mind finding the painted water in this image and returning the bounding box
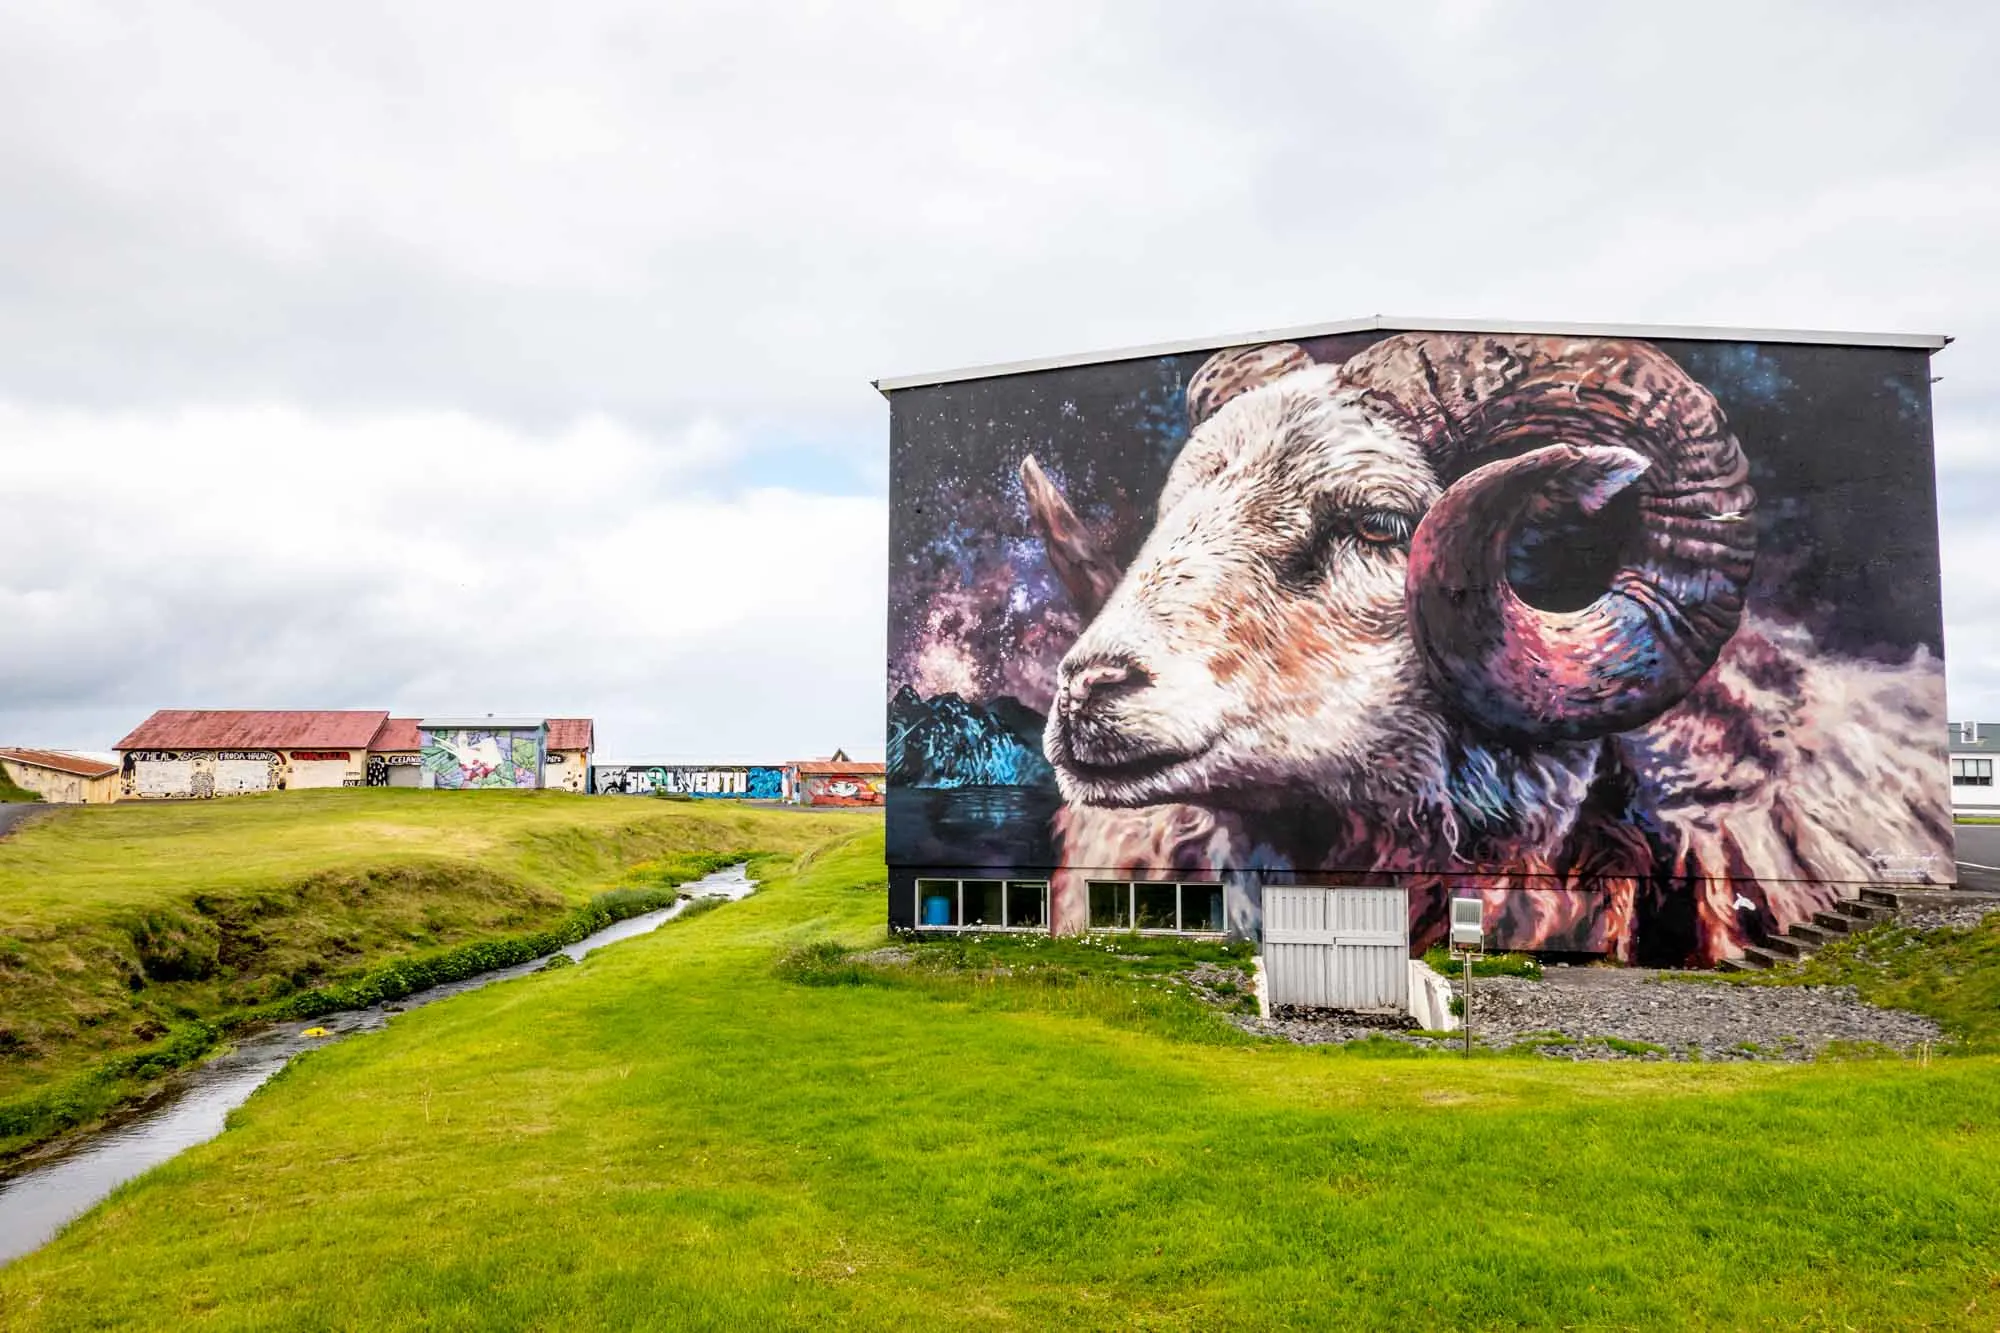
[0,862,757,1267]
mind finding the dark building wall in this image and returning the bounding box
[884,328,1951,965]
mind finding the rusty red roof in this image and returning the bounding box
[793,760,886,775]
[115,710,390,751]
[545,718,594,752]
[368,717,423,752]
[0,748,120,779]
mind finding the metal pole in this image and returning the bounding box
[1463,951,1473,1056]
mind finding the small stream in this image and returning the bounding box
[0,863,757,1267]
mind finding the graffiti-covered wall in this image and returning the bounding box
[591,764,785,798]
[421,727,544,790]
[801,772,886,807]
[884,327,1953,965]
[543,751,590,794]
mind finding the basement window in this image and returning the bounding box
[1953,758,1993,787]
[915,878,1049,932]
[1087,880,1130,930]
[1086,881,1228,936]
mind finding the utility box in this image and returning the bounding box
[1262,886,1410,1011]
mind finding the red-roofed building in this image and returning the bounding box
[364,718,424,787]
[785,750,886,807]
[109,710,598,798]
[542,719,595,793]
[114,710,389,797]
[0,748,122,804]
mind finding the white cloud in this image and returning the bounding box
[0,401,885,756]
[1,0,1998,742]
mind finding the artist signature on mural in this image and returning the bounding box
[1866,849,1941,882]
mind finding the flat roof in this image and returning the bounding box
[874,315,1951,394]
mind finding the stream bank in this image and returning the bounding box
[0,863,757,1267]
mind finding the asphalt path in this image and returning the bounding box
[0,803,45,841]
[1952,823,2000,892]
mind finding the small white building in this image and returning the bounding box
[1948,721,2000,817]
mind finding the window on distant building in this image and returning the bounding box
[1952,758,1994,787]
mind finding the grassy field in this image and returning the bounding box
[2,829,1996,1329]
[0,791,874,1153]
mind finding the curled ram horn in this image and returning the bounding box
[1342,334,1758,743]
[1020,455,1122,620]
[1185,342,1313,429]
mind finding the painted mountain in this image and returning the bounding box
[888,686,1052,788]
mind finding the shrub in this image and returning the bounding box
[773,940,869,987]
[128,910,222,983]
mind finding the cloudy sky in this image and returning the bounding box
[2,1,1995,760]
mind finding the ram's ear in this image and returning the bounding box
[1186,343,1312,429]
[1021,455,1121,620]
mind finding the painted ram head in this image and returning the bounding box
[1024,334,1758,815]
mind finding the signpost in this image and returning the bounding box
[1449,897,1484,1056]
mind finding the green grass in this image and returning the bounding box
[1422,945,1545,980]
[3,830,1998,1329]
[1717,910,2000,1052]
[0,769,39,803]
[0,789,874,1154]
[784,929,1263,1040]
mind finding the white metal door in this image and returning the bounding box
[1263,886,1409,1011]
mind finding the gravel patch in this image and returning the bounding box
[849,946,915,967]
[1245,965,1941,1061]
[1900,903,2000,932]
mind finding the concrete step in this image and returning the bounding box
[1716,955,1757,973]
[1764,934,1813,959]
[1835,899,1891,923]
[1812,910,1854,934]
[1736,946,1789,970]
[1860,887,1905,909]
[1786,921,1834,948]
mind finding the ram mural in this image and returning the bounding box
[421,727,543,790]
[885,329,1953,965]
[591,765,785,799]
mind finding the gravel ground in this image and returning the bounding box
[1895,892,2000,932]
[1249,965,1942,1061]
[1903,903,2000,931]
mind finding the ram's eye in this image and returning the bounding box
[1354,511,1413,546]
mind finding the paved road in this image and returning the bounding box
[1953,823,2000,891]
[0,803,45,840]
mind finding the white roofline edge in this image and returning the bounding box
[873,314,1951,394]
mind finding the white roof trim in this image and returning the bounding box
[418,717,548,729]
[874,314,1951,393]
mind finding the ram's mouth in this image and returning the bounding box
[1056,745,1210,805]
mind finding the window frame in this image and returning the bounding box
[913,877,1050,933]
[1953,757,1994,787]
[1086,880,1230,937]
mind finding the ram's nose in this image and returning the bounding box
[1059,655,1149,717]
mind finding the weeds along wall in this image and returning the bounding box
[882,326,1953,966]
